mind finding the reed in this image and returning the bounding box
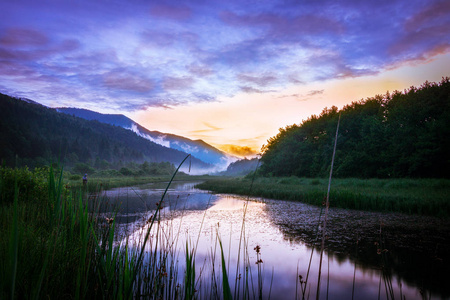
[2,155,435,299]
[219,237,232,300]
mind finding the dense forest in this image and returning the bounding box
[0,93,211,172]
[219,157,259,176]
[57,107,230,165]
[260,78,450,178]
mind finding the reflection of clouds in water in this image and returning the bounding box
[118,190,421,299]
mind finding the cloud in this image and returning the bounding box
[218,144,258,158]
[307,89,324,96]
[103,70,154,93]
[141,31,176,47]
[162,76,195,91]
[128,123,171,148]
[174,141,199,154]
[141,30,198,47]
[238,73,277,87]
[404,1,450,30]
[203,122,222,131]
[150,4,192,20]
[240,86,264,94]
[0,28,49,47]
[189,122,223,134]
[187,64,213,77]
[276,89,324,101]
[0,0,449,113]
[277,93,301,99]
[220,10,344,41]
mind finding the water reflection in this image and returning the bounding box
[263,199,450,298]
[103,181,447,299]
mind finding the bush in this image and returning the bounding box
[0,166,48,204]
[119,167,134,176]
[69,174,82,180]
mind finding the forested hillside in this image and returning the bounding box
[57,107,232,166]
[0,93,211,171]
[260,78,450,178]
[219,158,259,176]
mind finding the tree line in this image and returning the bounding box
[260,78,450,178]
[0,93,210,172]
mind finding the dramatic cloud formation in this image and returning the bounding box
[1,0,448,111]
[1,0,449,151]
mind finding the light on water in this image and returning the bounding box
[101,181,441,299]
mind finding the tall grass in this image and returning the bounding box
[2,157,436,299]
[1,156,271,299]
[196,177,450,217]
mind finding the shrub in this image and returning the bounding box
[69,174,82,180]
[0,166,48,204]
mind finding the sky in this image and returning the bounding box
[1,0,449,157]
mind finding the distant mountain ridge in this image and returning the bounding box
[0,93,213,173]
[56,108,132,128]
[57,107,235,168]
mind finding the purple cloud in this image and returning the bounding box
[240,86,264,94]
[162,76,195,91]
[150,4,192,20]
[277,89,324,101]
[0,28,49,47]
[307,90,324,96]
[238,73,277,87]
[389,1,450,61]
[220,11,344,38]
[102,71,154,93]
[0,0,448,112]
[187,64,213,77]
[141,30,199,48]
[404,1,450,30]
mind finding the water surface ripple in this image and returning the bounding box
[101,181,449,299]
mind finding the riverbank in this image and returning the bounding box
[262,198,450,297]
[0,166,213,299]
[195,176,450,217]
[67,173,213,193]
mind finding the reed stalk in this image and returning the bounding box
[219,237,232,300]
[317,113,340,300]
[8,177,18,300]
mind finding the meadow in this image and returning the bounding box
[195,175,450,217]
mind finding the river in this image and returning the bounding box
[96,181,450,300]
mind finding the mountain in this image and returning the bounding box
[0,93,212,173]
[218,158,260,176]
[57,107,235,168]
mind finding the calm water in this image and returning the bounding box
[98,181,449,300]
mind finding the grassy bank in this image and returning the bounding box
[2,164,447,298]
[0,164,258,299]
[196,176,450,217]
[66,173,212,193]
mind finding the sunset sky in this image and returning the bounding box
[1,0,449,157]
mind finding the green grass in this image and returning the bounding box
[195,176,450,217]
[65,173,213,194]
[0,161,266,299]
[3,162,444,298]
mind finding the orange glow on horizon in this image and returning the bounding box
[130,53,450,155]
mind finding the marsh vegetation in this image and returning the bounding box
[1,164,449,299]
[196,176,450,217]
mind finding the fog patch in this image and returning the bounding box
[127,123,171,148]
